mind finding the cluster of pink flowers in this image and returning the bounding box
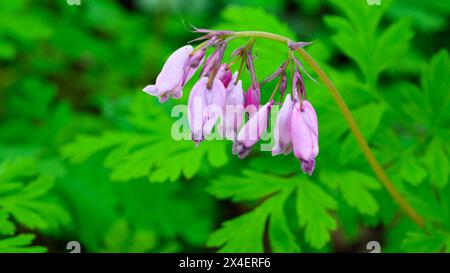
[143,30,318,175]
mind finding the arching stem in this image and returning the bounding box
[223,31,425,228]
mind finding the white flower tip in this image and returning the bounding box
[272,146,282,156]
[143,85,158,95]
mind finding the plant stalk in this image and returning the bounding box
[226,31,425,228]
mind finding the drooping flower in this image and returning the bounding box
[188,77,226,144]
[272,94,294,155]
[143,45,203,102]
[291,100,319,175]
[244,85,261,119]
[219,72,245,140]
[244,86,261,108]
[216,64,233,88]
[233,100,273,158]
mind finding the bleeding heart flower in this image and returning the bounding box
[272,94,294,155]
[216,64,233,88]
[291,100,319,175]
[188,77,226,144]
[233,100,273,158]
[143,45,203,102]
[219,72,245,140]
[244,85,261,119]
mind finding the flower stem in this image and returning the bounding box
[227,31,425,227]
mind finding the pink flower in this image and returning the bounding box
[219,72,245,140]
[233,100,273,158]
[244,86,261,109]
[216,64,233,88]
[244,85,261,119]
[272,94,294,155]
[291,100,319,175]
[143,45,204,102]
[188,77,226,143]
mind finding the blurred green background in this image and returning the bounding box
[0,0,449,253]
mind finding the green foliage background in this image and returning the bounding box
[0,0,449,252]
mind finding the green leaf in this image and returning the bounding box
[0,157,36,183]
[422,49,450,122]
[268,193,301,252]
[101,219,157,253]
[0,211,15,236]
[60,132,132,164]
[0,234,46,253]
[0,158,69,253]
[208,169,302,252]
[373,19,414,75]
[208,169,292,202]
[56,159,120,252]
[339,102,386,163]
[424,138,449,189]
[405,183,449,226]
[395,155,427,186]
[0,159,70,232]
[207,203,270,253]
[61,94,228,183]
[388,0,450,32]
[321,171,380,216]
[325,0,412,85]
[208,193,302,253]
[403,230,450,252]
[120,180,216,246]
[296,180,337,249]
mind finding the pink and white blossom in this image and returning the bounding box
[188,77,226,143]
[233,100,273,158]
[144,45,203,102]
[291,100,319,175]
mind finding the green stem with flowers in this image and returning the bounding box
[199,30,425,228]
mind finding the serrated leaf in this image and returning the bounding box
[0,158,36,183]
[207,201,271,253]
[0,211,15,236]
[321,171,380,216]
[0,234,46,253]
[268,193,301,253]
[62,95,228,183]
[325,0,412,85]
[61,132,137,164]
[396,155,427,186]
[296,180,337,249]
[208,169,301,252]
[402,231,450,253]
[422,49,450,122]
[208,169,293,202]
[388,0,450,32]
[101,219,157,253]
[424,138,449,189]
[0,158,70,233]
[120,180,216,246]
[340,102,386,163]
[373,19,414,74]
